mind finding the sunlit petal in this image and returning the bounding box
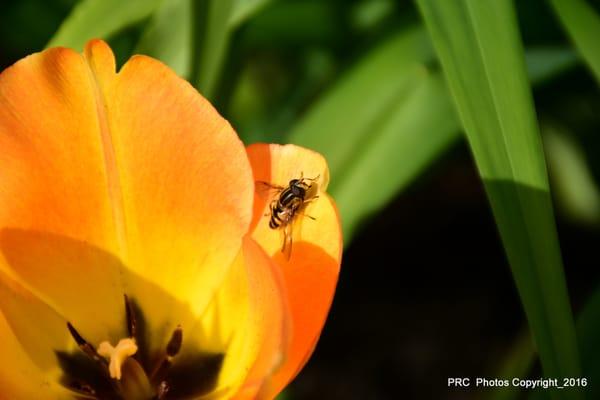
[0,40,254,347]
[0,46,126,341]
[247,143,342,397]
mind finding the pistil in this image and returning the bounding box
[97,338,138,380]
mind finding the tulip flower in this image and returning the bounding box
[0,40,342,399]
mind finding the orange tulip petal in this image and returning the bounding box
[247,143,342,397]
[0,46,127,341]
[0,41,254,345]
[84,40,254,334]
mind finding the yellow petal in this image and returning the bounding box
[0,310,71,399]
[0,269,75,398]
[181,237,289,399]
[0,230,127,345]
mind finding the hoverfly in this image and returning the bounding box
[257,174,319,259]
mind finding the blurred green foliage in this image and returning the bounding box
[550,0,600,84]
[1,0,600,398]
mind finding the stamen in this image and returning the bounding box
[97,338,138,380]
[66,322,107,366]
[150,326,183,383]
[124,294,137,338]
[166,325,183,357]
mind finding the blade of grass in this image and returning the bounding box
[288,26,434,181]
[525,47,578,84]
[416,1,581,397]
[47,0,162,50]
[135,0,193,79]
[229,0,273,29]
[543,122,600,225]
[193,0,234,99]
[332,70,458,240]
[549,0,600,84]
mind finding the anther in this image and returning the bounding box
[150,326,183,383]
[124,294,137,338]
[66,322,87,347]
[166,325,183,357]
[66,322,107,366]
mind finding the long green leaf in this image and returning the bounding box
[135,0,193,79]
[543,122,600,225]
[549,0,600,84]
[416,1,581,397]
[47,0,163,50]
[525,47,577,84]
[194,0,234,99]
[332,71,458,239]
[288,26,434,182]
[229,0,273,29]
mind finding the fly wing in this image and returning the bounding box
[281,221,294,260]
[256,181,285,205]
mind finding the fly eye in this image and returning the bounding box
[289,179,299,186]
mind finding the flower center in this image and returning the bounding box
[60,295,222,400]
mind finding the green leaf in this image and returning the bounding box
[135,0,193,79]
[549,0,600,84]
[543,122,600,225]
[524,47,578,84]
[288,26,434,182]
[194,0,235,99]
[416,1,581,397]
[229,0,273,29]
[332,71,459,240]
[47,0,162,50]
